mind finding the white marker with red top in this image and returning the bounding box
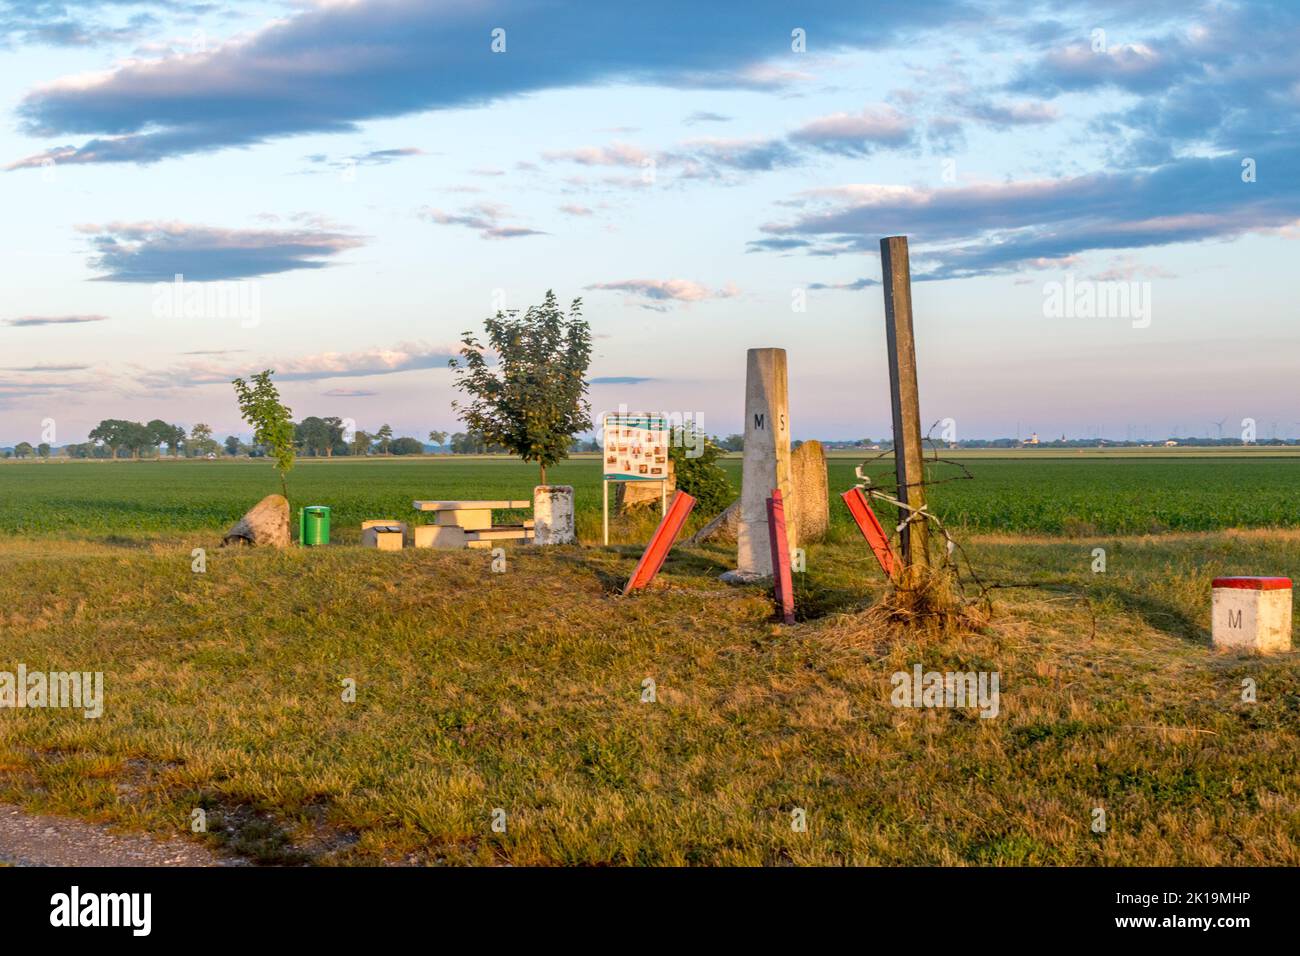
[1211,577,1292,653]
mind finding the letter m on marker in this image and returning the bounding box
[753,413,765,429]
[1228,609,1242,628]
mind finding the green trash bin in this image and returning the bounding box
[299,505,331,546]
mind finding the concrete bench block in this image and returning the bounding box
[1212,577,1292,653]
[413,525,469,549]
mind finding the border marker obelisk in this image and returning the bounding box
[722,347,794,583]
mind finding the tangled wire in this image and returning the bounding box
[853,422,1095,637]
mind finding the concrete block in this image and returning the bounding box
[1212,577,1292,653]
[413,524,469,549]
[434,509,493,530]
[533,485,575,545]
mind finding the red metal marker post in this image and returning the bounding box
[623,491,697,594]
[841,487,896,579]
[766,489,795,624]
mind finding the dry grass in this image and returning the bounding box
[0,529,1296,865]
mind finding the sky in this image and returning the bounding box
[1,0,1298,445]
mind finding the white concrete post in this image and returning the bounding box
[533,485,576,545]
[1212,577,1292,653]
[722,348,794,582]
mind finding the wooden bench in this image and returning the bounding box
[412,500,534,549]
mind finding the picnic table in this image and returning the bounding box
[412,499,534,549]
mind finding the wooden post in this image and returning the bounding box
[880,236,928,576]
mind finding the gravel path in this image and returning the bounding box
[0,804,241,867]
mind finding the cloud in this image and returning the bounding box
[138,341,462,389]
[590,376,658,384]
[585,279,739,307]
[1,363,91,372]
[958,97,1058,128]
[683,111,732,124]
[4,314,110,327]
[322,387,378,397]
[753,147,1300,279]
[7,1,952,166]
[788,104,915,156]
[541,143,651,167]
[76,221,364,281]
[807,278,878,291]
[558,204,595,216]
[418,203,545,240]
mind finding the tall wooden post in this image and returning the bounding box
[880,236,928,576]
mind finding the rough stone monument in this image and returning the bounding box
[617,458,675,513]
[721,348,794,583]
[789,440,829,543]
[222,494,290,548]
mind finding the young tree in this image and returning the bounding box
[375,424,394,455]
[427,429,449,448]
[232,370,295,499]
[451,290,592,484]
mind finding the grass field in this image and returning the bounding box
[0,454,1296,865]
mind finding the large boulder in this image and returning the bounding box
[616,458,676,513]
[789,440,829,543]
[222,494,290,548]
[687,498,740,545]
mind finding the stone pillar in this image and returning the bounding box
[533,485,576,545]
[790,439,829,543]
[722,348,794,582]
[1212,576,1292,653]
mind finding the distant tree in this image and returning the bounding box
[717,433,744,453]
[389,436,425,455]
[451,289,592,483]
[13,441,34,459]
[38,442,50,459]
[232,370,295,499]
[223,435,243,456]
[296,416,344,457]
[188,423,218,457]
[146,419,185,458]
[375,424,394,455]
[427,429,449,448]
[351,430,372,456]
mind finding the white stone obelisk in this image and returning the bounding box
[722,348,795,583]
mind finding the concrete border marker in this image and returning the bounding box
[624,491,697,594]
[841,487,896,579]
[766,488,795,624]
[1211,576,1292,653]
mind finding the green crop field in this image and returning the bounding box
[1,453,1296,540]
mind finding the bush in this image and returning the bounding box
[668,430,733,516]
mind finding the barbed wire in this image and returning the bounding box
[853,421,1096,633]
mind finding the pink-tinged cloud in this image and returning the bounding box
[585,278,739,305]
[4,314,110,327]
[788,104,915,155]
[418,203,546,240]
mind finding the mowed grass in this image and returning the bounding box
[1,453,1299,540]
[0,455,1296,865]
[0,527,1296,865]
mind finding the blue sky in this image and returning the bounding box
[1,0,1298,444]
